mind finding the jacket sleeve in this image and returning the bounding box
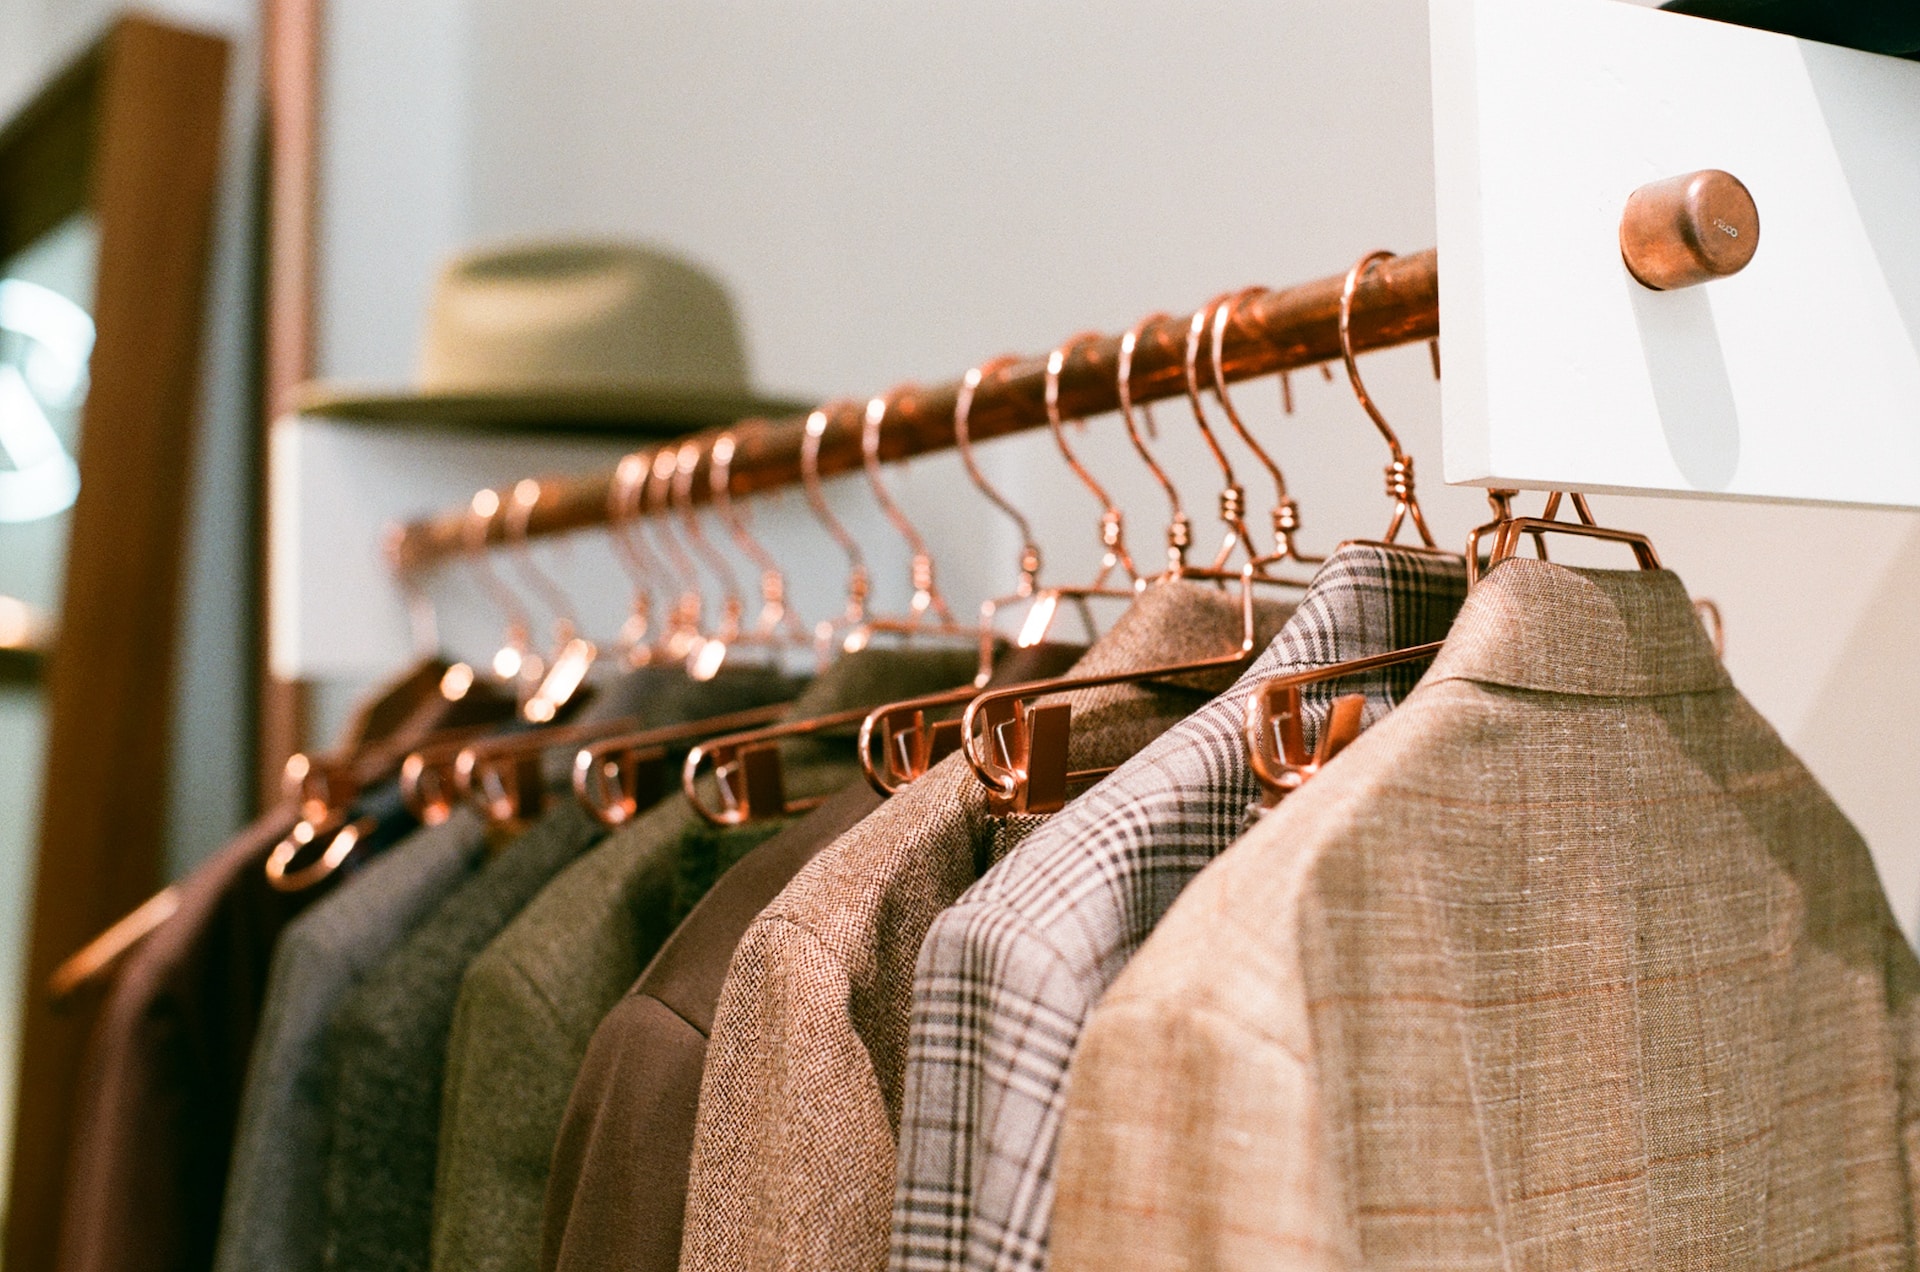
[1050,993,1352,1272]
[681,914,896,1272]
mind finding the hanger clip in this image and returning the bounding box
[983,698,1072,816]
[1248,687,1368,811]
[709,742,788,824]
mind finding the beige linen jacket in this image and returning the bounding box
[1053,559,1920,1272]
[679,581,1290,1272]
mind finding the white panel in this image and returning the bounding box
[1432,0,1920,507]
[270,417,639,677]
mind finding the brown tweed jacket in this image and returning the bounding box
[1052,559,1920,1271]
[679,581,1291,1272]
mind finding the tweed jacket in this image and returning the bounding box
[679,581,1291,1272]
[429,648,983,1272]
[891,545,1467,1272]
[1052,559,1920,1272]
[539,641,1087,1272]
[216,808,489,1272]
[322,668,798,1272]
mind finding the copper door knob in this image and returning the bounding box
[1619,169,1760,290]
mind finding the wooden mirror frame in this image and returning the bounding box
[0,17,230,1268]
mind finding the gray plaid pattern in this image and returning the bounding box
[888,544,1468,1272]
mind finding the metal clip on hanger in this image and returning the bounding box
[1244,643,1442,808]
[961,562,1263,814]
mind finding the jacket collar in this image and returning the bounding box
[1425,558,1729,698]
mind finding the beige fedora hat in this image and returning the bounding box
[293,239,810,431]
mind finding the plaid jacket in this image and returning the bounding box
[889,545,1467,1272]
[679,581,1291,1272]
[1052,559,1920,1271]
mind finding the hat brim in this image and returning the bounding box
[290,382,817,433]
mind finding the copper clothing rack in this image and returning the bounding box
[389,248,1439,574]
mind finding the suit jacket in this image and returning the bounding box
[321,668,798,1272]
[1052,559,1920,1271]
[215,809,490,1272]
[56,805,315,1272]
[891,545,1466,1272]
[539,643,1087,1272]
[429,648,984,1272]
[679,581,1291,1272]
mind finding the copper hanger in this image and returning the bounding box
[1480,489,1662,580]
[1237,266,1488,808]
[1338,250,1441,551]
[839,387,981,649]
[1208,288,1325,580]
[646,446,709,664]
[507,478,597,722]
[709,426,810,660]
[466,487,543,692]
[960,355,1046,675]
[1043,332,1139,588]
[855,352,1106,797]
[672,438,749,680]
[606,451,660,667]
[676,389,997,825]
[803,401,875,657]
[1117,312,1196,580]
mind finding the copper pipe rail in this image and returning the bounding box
[388,247,1439,574]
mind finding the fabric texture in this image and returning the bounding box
[540,643,1086,1272]
[55,806,318,1272]
[215,809,490,1272]
[891,544,1467,1272]
[322,667,797,1272]
[1052,558,1920,1272]
[429,647,983,1272]
[679,581,1291,1272]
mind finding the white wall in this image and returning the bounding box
[306,0,1920,933]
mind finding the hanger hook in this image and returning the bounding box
[505,478,581,644]
[674,439,746,641]
[472,489,541,687]
[864,388,955,624]
[646,447,707,652]
[386,527,441,657]
[955,355,1041,596]
[1209,288,1323,570]
[802,402,871,630]
[1181,302,1256,570]
[606,452,659,662]
[712,425,806,642]
[1117,313,1191,579]
[1046,332,1136,584]
[1340,250,1436,547]
[1200,290,1292,508]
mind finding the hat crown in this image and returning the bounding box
[417,240,749,395]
